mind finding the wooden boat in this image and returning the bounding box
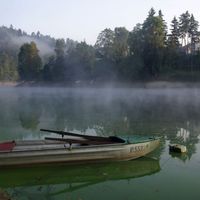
[0,129,160,167]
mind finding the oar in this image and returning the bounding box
[45,137,113,145]
[40,129,109,141]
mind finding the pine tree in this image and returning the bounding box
[168,17,180,49]
[158,10,168,45]
[179,11,191,47]
[142,8,167,77]
[189,14,199,53]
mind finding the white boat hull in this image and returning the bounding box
[0,138,160,166]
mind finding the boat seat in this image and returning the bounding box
[0,141,16,152]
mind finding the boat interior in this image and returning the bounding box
[0,133,125,152]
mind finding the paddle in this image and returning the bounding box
[40,128,109,141]
[45,137,113,145]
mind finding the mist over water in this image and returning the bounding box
[0,86,200,141]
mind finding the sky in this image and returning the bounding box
[1,0,200,44]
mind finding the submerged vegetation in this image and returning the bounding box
[1,8,200,83]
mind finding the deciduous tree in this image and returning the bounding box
[18,42,42,80]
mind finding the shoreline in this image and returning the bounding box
[1,81,200,88]
[0,82,18,87]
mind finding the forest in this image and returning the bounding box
[1,8,200,84]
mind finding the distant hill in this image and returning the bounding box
[0,25,56,59]
[0,25,78,81]
[0,25,59,81]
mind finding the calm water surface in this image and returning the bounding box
[0,87,200,200]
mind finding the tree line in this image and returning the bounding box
[1,8,200,83]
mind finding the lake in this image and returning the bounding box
[0,87,200,200]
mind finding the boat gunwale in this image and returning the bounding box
[0,137,160,154]
[0,138,160,167]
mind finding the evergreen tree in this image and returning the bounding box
[52,39,66,81]
[148,7,156,17]
[55,39,65,58]
[189,14,199,53]
[179,11,191,47]
[142,8,167,77]
[128,23,143,56]
[43,55,55,81]
[168,17,180,49]
[165,17,181,70]
[158,10,168,45]
[66,41,96,81]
